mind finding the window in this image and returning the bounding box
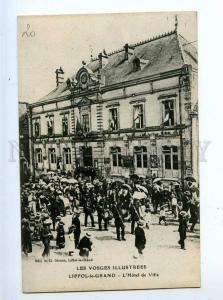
[36,148,42,163]
[64,148,71,164]
[133,104,144,129]
[109,108,118,131]
[134,146,148,168]
[132,57,141,72]
[163,146,179,170]
[47,116,54,136]
[49,148,56,164]
[172,146,179,170]
[163,100,175,126]
[34,120,40,137]
[111,147,122,167]
[62,115,69,136]
[82,114,90,132]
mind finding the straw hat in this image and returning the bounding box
[86,232,92,238]
[43,219,52,225]
[137,220,145,227]
[179,211,188,217]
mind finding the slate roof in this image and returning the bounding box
[35,30,197,104]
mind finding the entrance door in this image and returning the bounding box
[162,146,179,178]
[82,146,93,167]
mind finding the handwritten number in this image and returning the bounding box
[22,24,35,38]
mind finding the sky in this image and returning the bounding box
[18,11,197,103]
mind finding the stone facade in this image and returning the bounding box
[27,30,198,182]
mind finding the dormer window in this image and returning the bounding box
[132,57,141,72]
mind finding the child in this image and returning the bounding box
[143,207,151,229]
[171,193,178,219]
[159,205,167,226]
[178,211,188,250]
[78,232,93,257]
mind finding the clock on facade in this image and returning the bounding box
[80,72,88,85]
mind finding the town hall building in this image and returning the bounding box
[26,25,198,183]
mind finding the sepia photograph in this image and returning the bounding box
[18,11,199,292]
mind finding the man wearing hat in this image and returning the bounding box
[111,200,126,241]
[83,190,96,228]
[178,211,188,250]
[96,195,109,231]
[71,211,81,249]
[134,220,146,257]
[78,232,93,257]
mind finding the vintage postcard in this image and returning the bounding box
[18,12,199,292]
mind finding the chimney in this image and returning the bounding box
[124,43,135,60]
[66,78,71,88]
[98,50,108,69]
[55,67,64,87]
[124,43,128,60]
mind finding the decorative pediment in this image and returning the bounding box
[74,65,99,91]
[77,96,91,107]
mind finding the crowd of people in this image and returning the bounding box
[21,172,200,258]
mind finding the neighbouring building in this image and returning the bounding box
[27,27,198,183]
[19,102,30,183]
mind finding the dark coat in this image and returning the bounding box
[130,203,140,221]
[50,201,60,219]
[83,194,96,214]
[135,226,146,250]
[178,217,187,239]
[78,236,92,251]
[56,224,65,246]
[72,216,81,234]
[21,224,32,253]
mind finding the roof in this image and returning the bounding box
[34,30,197,104]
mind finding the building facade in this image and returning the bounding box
[19,102,30,183]
[27,29,198,183]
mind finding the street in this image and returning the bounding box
[22,210,200,291]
